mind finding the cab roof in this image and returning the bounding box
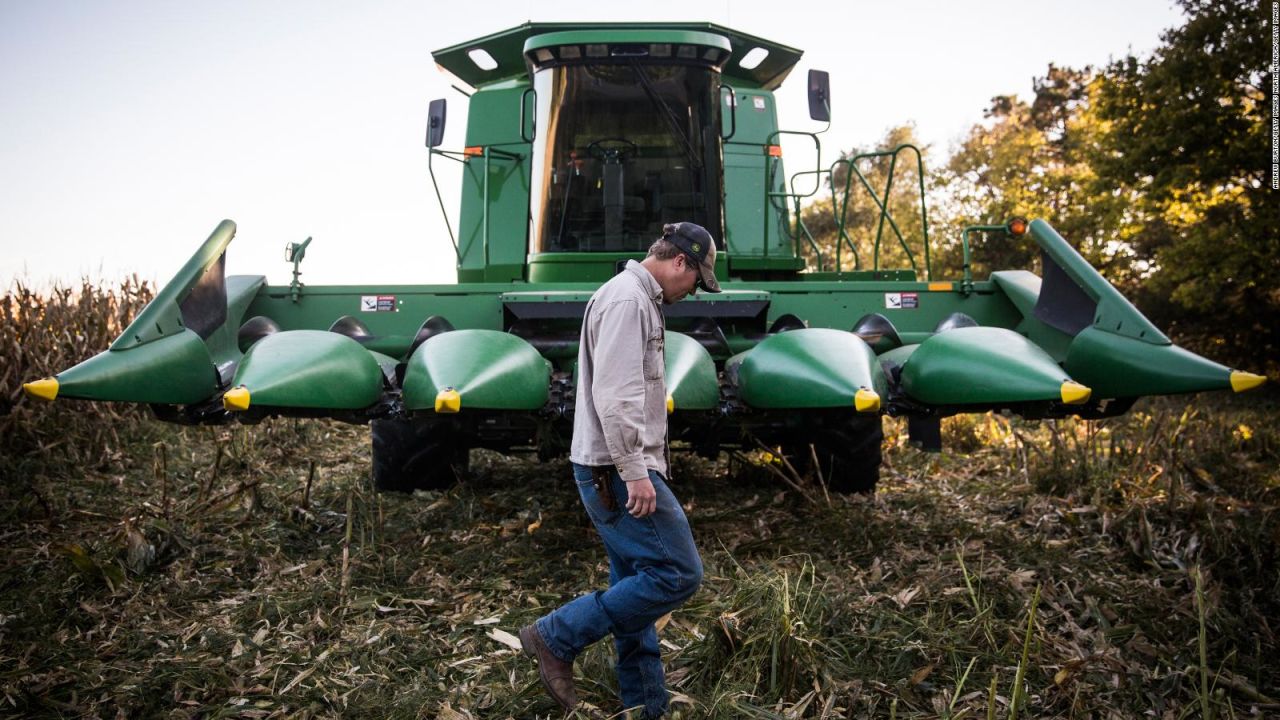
[432,22,803,90]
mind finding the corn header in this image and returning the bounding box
[24,22,1266,493]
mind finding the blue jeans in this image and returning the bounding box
[535,464,703,718]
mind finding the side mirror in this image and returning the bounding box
[426,98,447,148]
[807,69,830,122]
[285,236,311,263]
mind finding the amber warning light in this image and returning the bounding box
[1007,217,1029,237]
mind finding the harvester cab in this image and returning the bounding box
[23,22,1267,495]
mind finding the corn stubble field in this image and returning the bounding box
[1,282,1277,719]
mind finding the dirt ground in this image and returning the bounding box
[2,395,1277,719]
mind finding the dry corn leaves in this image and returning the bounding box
[1,283,1278,717]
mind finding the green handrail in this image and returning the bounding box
[763,139,931,278]
[834,144,931,279]
[958,220,1035,294]
[829,179,861,272]
[764,130,823,261]
[429,145,523,269]
[788,168,829,269]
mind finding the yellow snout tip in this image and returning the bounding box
[23,377,59,402]
[1060,381,1092,405]
[222,386,251,412]
[665,394,674,414]
[435,388,461,413]
[1230,371,1266,393]
[854,388,881,413]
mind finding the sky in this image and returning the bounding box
[0,0,1185,289]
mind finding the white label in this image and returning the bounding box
[884,292,919,309]
[753,96,766,110]
[360,295,378,312]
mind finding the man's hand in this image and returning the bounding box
[625,476,657,517]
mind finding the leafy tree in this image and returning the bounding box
[931,65,1142,284]
[798,0,1274,373]
[1092,0,1276,370]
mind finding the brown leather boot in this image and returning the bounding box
[518,624,578,711]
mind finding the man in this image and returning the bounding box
[519,222,721,718]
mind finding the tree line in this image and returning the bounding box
[801,0,1275,374]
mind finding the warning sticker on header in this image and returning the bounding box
[884,292,919,309]
[360,295,397,312]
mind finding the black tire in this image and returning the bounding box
[371,418,470,492]
[784,415,883,494]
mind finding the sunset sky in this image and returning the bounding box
[0,0,1184,287]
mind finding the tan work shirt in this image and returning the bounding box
[570,260,668,481]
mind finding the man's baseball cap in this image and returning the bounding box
[663,222,721,293]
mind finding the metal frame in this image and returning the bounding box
[764,137,932,279]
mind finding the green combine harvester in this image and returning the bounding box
[23,22,1266,493]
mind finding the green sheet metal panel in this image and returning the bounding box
[763,283,1022,341]
[664,331,719,410]
[205,274,266,369]
[876,343,919,372]
[243,285,509,359]
[1064,326,1233,398]
[523,29,732,53]
[736,328,886,408]
[527,253,649,284]
[112,220,236,350]
[900,326,1076,405]
[230,330,383,409]
[57,329,217,404]
[724,142,791,261]
[528,251,734,284]
[433,22,801,90]
[721,82,787,262]
[402,329,549,411]
[989,270,1074,362]
[457,80,532,283]
[1028,220,1168,344]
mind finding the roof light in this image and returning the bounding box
[467,48,497,71]
[702,48,720,62]
[559,45,581,60]
[534,48,553,63]
[739,47,769,70]
[650,43,672,57]
[676,45,697,59]
[1007,216,1029,237]
[586,44,607,57]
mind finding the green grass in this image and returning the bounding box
[1,390,1277,718]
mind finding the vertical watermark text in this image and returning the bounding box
[1272,2,1279,188]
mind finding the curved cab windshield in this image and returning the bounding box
[530,62,723,254]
